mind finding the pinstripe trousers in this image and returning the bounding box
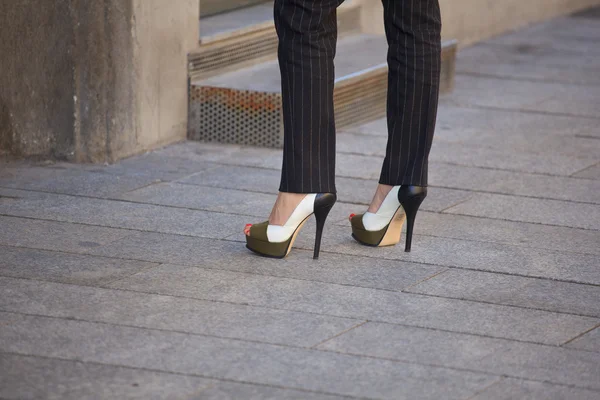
[275,0,442,194]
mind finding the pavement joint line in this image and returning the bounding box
[464,378,506,400]
[399,269,452,292]
[439,210,600,232]
[570,161,600,177]
[310,321,369,349]
[0,350,372,400]
[455,71,600,87]
[1,274,597,347]
[560,321,600,347]
[100,262,167,287]
[399,290,600,320]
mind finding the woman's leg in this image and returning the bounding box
[379,0,442,189]
[275,0,342,195]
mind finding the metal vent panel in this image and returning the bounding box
[188,85,283,147]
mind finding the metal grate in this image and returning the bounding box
[188,85,283,147]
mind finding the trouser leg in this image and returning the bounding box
[379,0,442,187]
[275,0,344,194]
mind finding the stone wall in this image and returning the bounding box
[0,0,198,163]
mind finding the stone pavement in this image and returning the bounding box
[1,10,600,400]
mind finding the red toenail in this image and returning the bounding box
[349,213,356,221]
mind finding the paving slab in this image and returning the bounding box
[406,269,600,317]
[308,225,600,285]
[107,264,599,345]
[317,322,600,390]
[337,132,600,176]
[0,313,499,400]
[0,277,361,348]
[88,232,445,291]
[375,211,600,256]
[346,106,600,140]
[565,327,600,353]
[0,216,133,253]
[456,40,600,85]
[482,172,600,204]
[0,246,158,286]
[0,353,213,400]
[0,163,160,198]
[446,75,600,119]
[469,378,600,400]
[0,190,241,239]
[445,192,600,230]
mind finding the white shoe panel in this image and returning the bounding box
[362,186,401,231]
[267,194,316,243]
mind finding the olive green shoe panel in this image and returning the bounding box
[350,214,388,246]
[246,235,290,258]
[350,213,366,231]
[249,221,269,241]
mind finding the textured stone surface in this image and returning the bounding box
[0,190,241,239]
[469,378,600,400]
[574,164,600,179]
[0,353,213,400]
[0,246,158,286]
[108,264,599,345]
[565,327,600,353]
[0,313,498,400]
[0,216,132,253]
[301,224,600,285]
[318,322,600,390]
[406,269,600,317]
[89,232,445,291]
[396,211,600,255]
[445,192,600,230]
[446,74,600,119]
[0,277,361,348]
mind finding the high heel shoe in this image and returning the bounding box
[245,193,337,259]
[350,185,426,252]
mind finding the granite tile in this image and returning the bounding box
[565,327,600,353]
[407,269,600,317]
[318,322,600,390]
[0,313,498,400]
[89,232,446,291]
[445,193,600,230]
[107,264,599,345]
[0,353,213,400]
[0,246,158,286]
[0,277,361,348]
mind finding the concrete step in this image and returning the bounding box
[189,1,363,81]
[188,33,458,148]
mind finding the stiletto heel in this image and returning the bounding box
[313,193,337,259]
[349,185,427,250]
[397,186,427,252]
[245,193,336,259]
